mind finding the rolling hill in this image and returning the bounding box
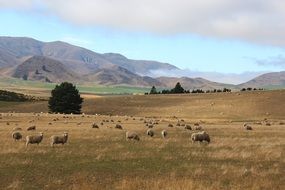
[239,71,285,89]
[157,77,235,90]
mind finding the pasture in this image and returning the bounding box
[0,90,284,189]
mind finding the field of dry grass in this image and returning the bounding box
[0,90,284,189]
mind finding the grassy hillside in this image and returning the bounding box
[1,90,284,121]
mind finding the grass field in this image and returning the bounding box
[0,90,284,189]
[0,77,151,96]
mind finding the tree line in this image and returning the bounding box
[146,82,264,95]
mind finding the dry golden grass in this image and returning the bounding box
[0,90,284,189]
[0,111,284,190]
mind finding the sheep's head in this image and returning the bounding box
[39,132,43,136]
[63,132,68,137]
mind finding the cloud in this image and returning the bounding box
[1,0,285,46]
[148,69,266,85]
[254,55,285,68]
[0,0,35,9]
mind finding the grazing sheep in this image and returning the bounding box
[26,132,44,146]
[279,121,285,125]
[161,130,167,138]
[146,129,154,137]
[148,124,154,128]
[194,123,200,126]
[185,125,192,130]
[115,124,123,130]
[13,127,22,131]
[92,123,99,128]
[195,126,202,130]
[126,131,140,141]
[50,132,68,147]
[176,123,181,127]
[244,123,253,130]
[27,125,36,131]
[191,131,210,143]
[245,125,253,130]
[12,131,22,141]
[168,124,174,128]
[265,122,271,126]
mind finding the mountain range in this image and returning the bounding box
[0,36,284,90]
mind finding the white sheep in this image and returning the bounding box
[12,131,22,141]
[13,127,22,131]
[27,125,36,131]
[50,132,69,147]
[244,123,253,130]
[126,131,140,141]
[185,125,192,130]
[92,123,99,128]
[191,131,210,143]
[146,129,154,137]
[161,130,167,138]
[115,124,123,130]
[26,132,44,146]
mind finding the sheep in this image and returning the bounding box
[12,131,22,141]
[161,130,167,138]
[244,123,253,130]
[168,124,174,128]
[185,125,192,130]
[148,124,154,128]
[50,132,68,147]
[195,126,202,130]
[126,131,140,141]
[191,131,210,143]
[115,124,123,130]
[27,125,36,131]
[26,132,44,146]
[13,127,22,131]
[146,129,154,137]
[92,123,99,129]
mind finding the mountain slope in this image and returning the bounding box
[0,37,177,76]
[102,53,178,75]
[86,65,163,86]
[9,56,79,83]
[239,71,285,89]
[157,77,235,90]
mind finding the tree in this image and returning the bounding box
[172,82,185,93]
[48,82,83,114]
[150,86,157,94]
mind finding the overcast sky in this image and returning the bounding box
[0,0,284,83]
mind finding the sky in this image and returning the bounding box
[0,0,284,84]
